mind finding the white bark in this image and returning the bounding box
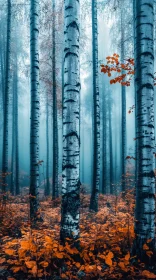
[133,0,155,256]
[60,0,80,241]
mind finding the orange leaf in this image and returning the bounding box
[85,264,96,273]
[61,273,67,279]
[75,262,81,268]
[20,240,30,250]
[45,236,53,243]
[143,244,149,250]
[142,270,156,279]
[97,265,102,271]
[54,252,64,259]
[146,250,153,257]
[125,252,130,261]
[105,251,114,266]
[32,265,38,276]
[147,238,152,243]
[5,249,15,255]
[40,261,49,268]
[25,261,36,269]
[11,266,22,273]
[0,258,6,264]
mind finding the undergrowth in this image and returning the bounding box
[0,190,156,279]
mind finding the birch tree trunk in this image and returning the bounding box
[102,85,106,194]
[52,0,59,200]
[121,7,127,192]
[29,0,40,222]
[89,0,100,212]
[132,0,155,259]
[14,58,19,195]
[109,94,113,194]
[45,94,50,196]
[60,0,80,242]
[2,0,11,192]
[10,72,16,195]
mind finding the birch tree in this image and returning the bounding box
[132,0,155,258]
[14,55,19,195]
[60,0,80,242]
[2,0,11,192]
[102,84,106,194]
[109,92,113,194]
[11,56,19,195]
[45,93,50,196]
[29,0,40,222]
[52,0,59,200]
[89,0,100,212]
[121,5,127,192]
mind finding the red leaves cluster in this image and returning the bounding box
[101,53,134,86]
[0,191,156,279]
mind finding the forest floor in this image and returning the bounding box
[0,189,156,280]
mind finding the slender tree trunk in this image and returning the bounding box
[90,0,100,212]
[102,85,106,194]
[52,0,59,200]
[14,57,19,195]
[45,93,50,196]
[109,94,113,194]
[29,0,40,222]
[0,30,5,172]
[132,0,155,259]
[81,123,85,184]
[60,0,80,242]
[2,0,11,192]
[10,73,15,195]
[121,7,127,192]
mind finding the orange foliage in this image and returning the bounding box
[0,191,155,279]
[101,53,134,87]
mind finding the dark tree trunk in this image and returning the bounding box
[2,0,11,192]
[90,0,100,212]
[29,0,40,222]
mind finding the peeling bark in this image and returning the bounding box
[60,0,80,241]
[121,6,127,192]
[132,0,156,258]
[102,85,107,195]
[52,0,59,200]
[45,93,50,196]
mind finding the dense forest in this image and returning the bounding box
[0,0,156,279]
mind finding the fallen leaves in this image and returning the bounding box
[142,270,156,279]
[25,261,37,269]
[4,249,15,256]
[105,251,114,266]
[0,192,155,279]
